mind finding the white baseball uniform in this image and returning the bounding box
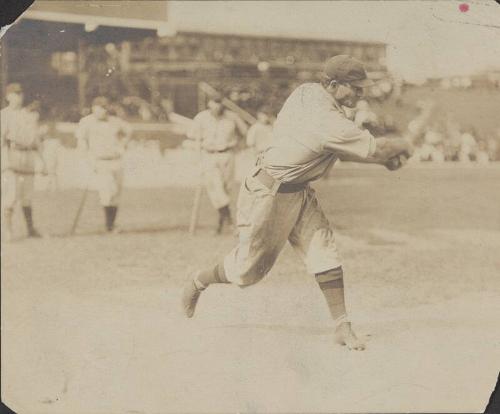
[188,109,242,209]
[75,113,131,206]
[223,83,376,286]
[1,107,42,210]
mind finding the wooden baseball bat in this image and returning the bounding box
[69,185,89,235]
[189,181,203,235]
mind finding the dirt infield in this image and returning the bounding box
[2,166,500,413]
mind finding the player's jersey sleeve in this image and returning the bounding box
[320,110,376,158]
[0,109,8,145]
[187,112,203,141]
[75,117,89,150]
[246,124,257,147]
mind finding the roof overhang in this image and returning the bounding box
[21,1,175,35]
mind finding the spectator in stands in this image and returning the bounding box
[459,129,478,163]
[487,135,499,162]
[354,99,380,135]
[476,139,490,164]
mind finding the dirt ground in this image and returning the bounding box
[2,166,500,413]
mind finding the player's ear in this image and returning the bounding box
[327,80,338,92]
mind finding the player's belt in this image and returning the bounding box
[7,142,38,151]
[255,168,307,194]
[204,148,233,153]
[97,155,121,160]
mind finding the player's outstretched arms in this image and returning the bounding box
[370,137,412,162]
[338,137,412,170]
[362,137,412,170]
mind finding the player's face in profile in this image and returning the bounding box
[92,104,108,120]
[7,92,23,108]
[334,83,364,108]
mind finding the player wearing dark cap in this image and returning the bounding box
[1,83,45,241]
[75,96,132,233]
[181,55,413,351]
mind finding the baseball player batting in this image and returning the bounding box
[181,55,413,351]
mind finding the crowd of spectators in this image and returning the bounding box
[353,99,500,163]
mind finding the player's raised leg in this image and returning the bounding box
[181,173,302,317]
[182,264,229,317]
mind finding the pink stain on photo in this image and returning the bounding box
[459,3,470,13]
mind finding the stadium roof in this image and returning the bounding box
[23,0,174,34]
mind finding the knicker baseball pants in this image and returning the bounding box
[201,151,235,210]
[223,169,342,286]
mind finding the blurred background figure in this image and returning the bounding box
[76,96,132,233]
[246,106,274,162]
[40,120,61,192]
[487,131,500,162]
[1,84,44,241]
[476,139,490,164]
[188,94,248,235]
[354,100,379,135]
[459,129,478,163]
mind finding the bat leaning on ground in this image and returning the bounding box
[189,180,203,235]
[68,184,89,236]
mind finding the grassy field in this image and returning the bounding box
[2,166,500,413]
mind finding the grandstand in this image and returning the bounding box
[2,1,387,119]
[1,1,498,162]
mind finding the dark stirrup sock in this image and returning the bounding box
[22,206,34,230]
[194,263,229,290]
[315,266,349,325]
[110,206,118,228]
[104,206,113,231]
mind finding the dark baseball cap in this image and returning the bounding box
[6,83,23,95]
[324,55,374,87]
[92,96,109,108]
[209,93,224,103]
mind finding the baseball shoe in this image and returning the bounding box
[181,273,205,318]
[334,322,366,351]
[27,228,42,238]
[110,226,122,235]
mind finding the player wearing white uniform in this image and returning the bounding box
[188,95,247,234]
[76,97,132,233]
[181,56,412,351]
[1,84,44,241]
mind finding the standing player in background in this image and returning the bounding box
[182,55,412,351]
[76,97,132,233]
[188,95,248,235]
[41,120,61,192]
[246,106,274,162]
[1,83,45,242]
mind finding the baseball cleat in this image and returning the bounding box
[334,322,366,351]
[27,228,42,238]
[181,275,205,318]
